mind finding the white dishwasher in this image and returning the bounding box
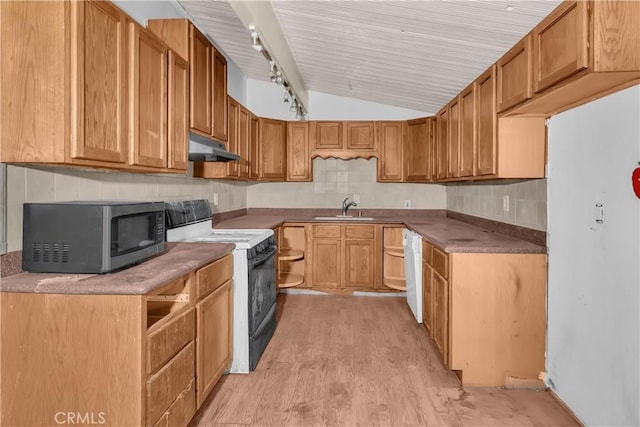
[403,229,423,323]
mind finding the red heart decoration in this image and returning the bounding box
[633,167,640,199]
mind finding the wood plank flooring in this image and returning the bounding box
[191,294,579,427]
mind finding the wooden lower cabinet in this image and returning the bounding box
[422,240,546,387]
[0,254,234,427]
[196,280,232,408]
[308,223,385,291]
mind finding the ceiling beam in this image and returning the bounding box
[229,0,309,112]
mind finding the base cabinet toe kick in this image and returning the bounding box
[0,253,233,427]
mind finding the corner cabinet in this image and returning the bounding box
[147,18,229,143]
[382,226,406,291]
[421,239,547,387]
[258,118,287,181]
[376,121,404,182]
[287,122,312,181]
[403,118,432,182]
[1,253,234,426]
[277,224,307,288]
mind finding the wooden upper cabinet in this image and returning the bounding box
[287,122,312,182]
[72,0,129,164]
[447,98,460,179]
[226,97,239,177]
[212,49,228,142]
[435,108,448,180]
[189,26,212,135]
[345,121,375,150]
[249,113,260,180]
[313,121,342,150]
[376,121,403,182]
[237,105,250,179]
[497,34,533,112]
[532,1,589,93]
[259,118,287,181]
[128,23,168,169]
[458,82,476,178]
[475,66,497,176]
[403,117,430,182]
[167,51,189,171]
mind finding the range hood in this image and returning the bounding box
[188,132,240,162]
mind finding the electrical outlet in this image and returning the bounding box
[213,193,219,206]
[404,200,411,209]
[353,194,360,203]
[503,195,509,212]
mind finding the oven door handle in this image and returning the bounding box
[250,245,277,268]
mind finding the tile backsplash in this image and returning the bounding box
[447,179,547,231]
[247,158,447,209]
[5,164,247,251]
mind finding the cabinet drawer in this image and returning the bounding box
[147,308,195,375]
[432,247,448,279]
[344,225,374,239]
[165,379,196,427]
[313,225,341,238]
[423,241,433,265]
[197,254,232,299]
[146,341,195,426]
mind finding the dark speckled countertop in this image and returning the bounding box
[213,213,545,254]
[0,242,234,295]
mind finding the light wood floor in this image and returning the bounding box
[191,294,579,427]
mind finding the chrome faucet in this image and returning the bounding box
[341,197,358,216]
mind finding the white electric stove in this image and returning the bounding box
[165,200,277,373]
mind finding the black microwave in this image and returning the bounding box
[22,201,165,274]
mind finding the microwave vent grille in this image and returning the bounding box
[32,242,69,263]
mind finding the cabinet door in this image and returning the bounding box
[436,107,448,180]
[497,35,533,112]
[344,239,376,289]
[237,105,250,179]
[376,121,403,182]
[345,121,375,150]
[259,118,287,181]
[312,239,341,288]
[458,83,476,177]
[196,280,232,408]
[249,113,260,179]
[533,1,588,93]
[287,122,312,181]
[226,97,239,177]
[212,48,228,142]
[432,271,449,365]
[129,24,167,168]
[313,121,342,150]
[476,66,497,176]
[447,99,460,179]
[167,51,188,171]
[71,0,128,164]
[422,263,433,334]
[403,118,430,181]
[189,26,212,135]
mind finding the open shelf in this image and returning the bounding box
[383,275,406,291]
[278,272,304,288]
[278,249,304,262]
[384,245,404,257]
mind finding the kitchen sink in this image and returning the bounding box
[313,216,375,221]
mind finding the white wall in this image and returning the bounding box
[247,79,298,120]
[308,90,429,120]
[547,85,639,426]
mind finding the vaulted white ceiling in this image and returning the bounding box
[179,0,562,114]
